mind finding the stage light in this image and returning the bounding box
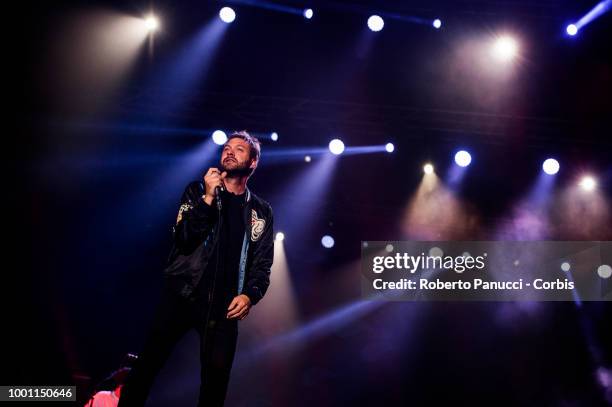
[321,235,335,248]
[433,19,442,29]
[429,247,444,258]
[567,0,612,37]
[212,130,227,145]
[454,150,472,167]
[423,163,434,174]
[598,264,612,279]
[492,36,518,61]
[304,155,311,162]
[219,7,236,23]
[561,262,571,272]
[271,132,279,141]
[367,15,384,32]
[275,232,285,242]
[303,8,313,19]
[542,158,560,175]
[329,139,345,155]
[579,176,597,191]
[385,143,395,153]
[144,15,159,32]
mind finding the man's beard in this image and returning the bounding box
[221,159,253,177]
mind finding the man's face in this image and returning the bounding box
[220,138,256,175]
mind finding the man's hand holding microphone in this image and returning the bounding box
[203,168,227,207]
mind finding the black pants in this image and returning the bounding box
[118,286,238,407]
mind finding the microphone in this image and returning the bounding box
[215,185,224,211]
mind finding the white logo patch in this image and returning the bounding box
[251,209,265,241]
[176,203,193,224]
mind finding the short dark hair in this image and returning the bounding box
[227,131,261,161]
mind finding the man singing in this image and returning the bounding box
[119,131,274,406]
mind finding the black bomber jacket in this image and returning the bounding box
[164,181,274,305]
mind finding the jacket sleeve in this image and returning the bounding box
[243,205,274,305]
[173,182,218,251]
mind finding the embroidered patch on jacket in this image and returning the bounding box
[176,203,193,224]
[251,209,265,241]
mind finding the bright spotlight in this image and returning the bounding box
[385,143,395,153]
[433,19,442,29]
[321,235,335,248]
[429,247,444,258]
[566,24,578,36]
[454,150,472,167]
[423,163,434,174]
[212,130,228,145]
[219,7,236,23]
[329,139,345,155]
[271,132,279,141]
[579,175,597,191]
[144,15,160,32]
[598,264,612,279]
[304,155,311,162]
[303,8,314,19]
[275,232,285,242]
[492,36,518,61]
[542,158,560,175]
[367,15,384,32]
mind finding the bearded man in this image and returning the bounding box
[118,131,274,407]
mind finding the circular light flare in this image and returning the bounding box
[275,232,285,242]
[492,36,518,61]
[454,150,472,167]
[429,247,444,258]
[271,132,279,141]
[561,262,571,272]
[304,155,311,162]
[321,235,335,248]
[423,163,434,174]
[542,158,560,175]
[566,24,578,36]
[579,175,597,191]
[433,19,442,29]
[598,264,612,279]
[329,139,345,155]
[303,8,314,19]
[212,130,228,145]
[385,143,395,153]
[219,7,236,23]
[144,15,160,32]
[367,15,384,32]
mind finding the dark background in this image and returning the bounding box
[9,0,612,405]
